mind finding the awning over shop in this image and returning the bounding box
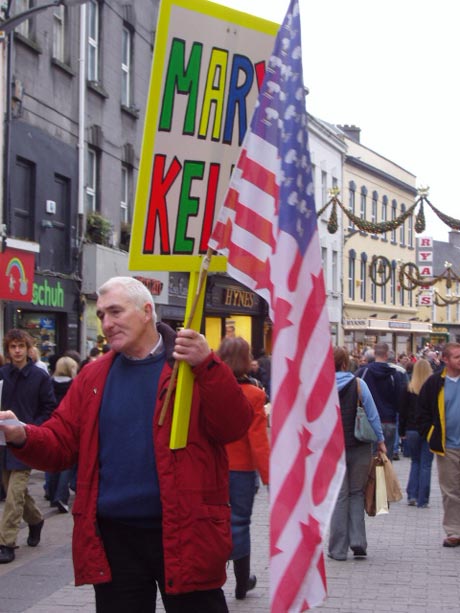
[344,318,432,334]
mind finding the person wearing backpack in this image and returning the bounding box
[328,347,386,561]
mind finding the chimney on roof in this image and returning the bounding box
[338,124,361,143]
[448,230,460,248]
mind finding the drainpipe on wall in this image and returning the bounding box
[77,2,87,356]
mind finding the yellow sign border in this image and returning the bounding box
[128,0,278,273]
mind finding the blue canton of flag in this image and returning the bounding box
[253,6,316,257]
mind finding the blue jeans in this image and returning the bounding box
[379,422,397,459]
[405,430,434,507]
[47,467,76,505]
[229,471,257,560]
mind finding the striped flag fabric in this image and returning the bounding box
[208,1,345,610]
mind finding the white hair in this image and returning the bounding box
[97,276,157,323]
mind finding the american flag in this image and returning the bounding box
[208,1,345,610]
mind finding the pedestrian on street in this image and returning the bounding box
[217,337,270,600]
[0,329,56,564]
[47,356,79,513]
[355,342,406,460]
[399,358,434,508]
[328,347,386,561]
[417,342,460,548]
[0,276,253,612]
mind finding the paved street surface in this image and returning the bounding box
[0,456,458,612]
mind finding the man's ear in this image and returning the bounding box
[144,302,153,320]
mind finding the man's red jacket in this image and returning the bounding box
[11,325,253,594]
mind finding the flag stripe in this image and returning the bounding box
[209,1,345,610]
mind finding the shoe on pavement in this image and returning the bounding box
[408,499,417,506]
[56,500,70,513]
[351,546,367,557]
[235,574,257,599]
[327,553,347,561]
[27,519,44,547]
[443,536,460,548]
[0,545,15,564]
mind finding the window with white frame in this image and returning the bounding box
[371,191,378,237]
[86,148,97,213]
[400,204,406,246]
[390,262,396,305]
[87,0,99,82]
[400,283,405,306]
[381,196,388,241]
[14,0,31,37]
[321,170,327,206]
[360,186,367,222]
[121,165,130,223]
[348,181,356,230]
[121,26,132,107]
[53,5,65,62]
[370,279,376,303]
[391,200,397,244]
[332,250,338,293]
[360,256,366,301]
[380,276,386,303]
[321,247,328,287]
[348,251,356,300]
[408,214,414,248]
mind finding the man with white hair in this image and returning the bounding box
[0,276,253,612]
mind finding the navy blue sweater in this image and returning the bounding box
[97,351,165,521]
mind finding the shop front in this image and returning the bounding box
[152,272,270,356]
[4,272,80,365]
[343,317,432,355]
[204,274,269,355]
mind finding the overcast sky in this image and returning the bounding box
[216,0,459,242]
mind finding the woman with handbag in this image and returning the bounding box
[328,347,387,561]
[399,358,434,507]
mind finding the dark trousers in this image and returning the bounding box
[94,517,229,613]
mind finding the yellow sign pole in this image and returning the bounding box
[168,269,208,448]
[158,250,212,449]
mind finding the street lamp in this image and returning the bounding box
[0,1,87,35]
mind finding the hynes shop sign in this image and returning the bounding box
[32,279,65,308]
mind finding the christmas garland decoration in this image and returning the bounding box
[433,291,460,306]
[369,255,391,286]
[317,193,460,235]
[423,197,460,231]
[316,189,460,306]
[321,196,419,235]
[399,262,422,291]
[399,262,460,290]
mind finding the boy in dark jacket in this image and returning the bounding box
[0,329,56,563]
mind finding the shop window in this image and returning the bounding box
[15,310,57,365]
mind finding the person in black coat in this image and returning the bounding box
[0,329,56,564]
[47,356,79,513]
